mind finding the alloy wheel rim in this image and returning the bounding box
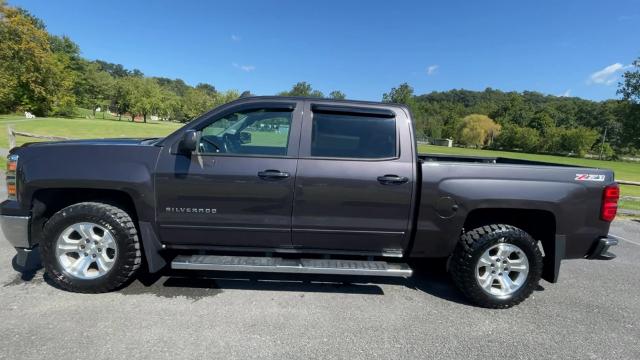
[55,222,118,279]
[475,241,529,297]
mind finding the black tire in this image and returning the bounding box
[449,224,543,309]
[41,202,141,293]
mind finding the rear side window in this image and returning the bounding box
[311,113,397,159]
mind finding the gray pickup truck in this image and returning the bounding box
[0,97,620,308]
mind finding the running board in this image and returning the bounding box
[171,255,413,277]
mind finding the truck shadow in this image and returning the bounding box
[118,259,473,305]
[8,254,515,307]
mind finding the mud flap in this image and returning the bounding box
[542,235,565,283]
[139,221,166,273]
[13,246,42,272]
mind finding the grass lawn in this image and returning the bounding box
[0,114,182,149]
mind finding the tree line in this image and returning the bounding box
[383,69,640,157]
[1,2,638,157]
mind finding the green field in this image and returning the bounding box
[0,114,637,211]
[0,114,182,149]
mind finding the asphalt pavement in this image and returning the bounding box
[0,195,639,358]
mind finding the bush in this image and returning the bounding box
[495,124,540,152]
[596,142,616,160]
[559,127,598,157]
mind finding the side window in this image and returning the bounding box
[310,113,397,159]
[198,109,292,156]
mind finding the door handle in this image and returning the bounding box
[258,170,290,180]
[377,175,409,185]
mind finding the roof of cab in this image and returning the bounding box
[229,95,410,110]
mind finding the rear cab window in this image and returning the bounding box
[309,105,397,159]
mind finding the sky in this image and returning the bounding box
[9,0,640,101]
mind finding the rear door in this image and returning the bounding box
[291,102,415,254]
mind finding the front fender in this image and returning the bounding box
[16,144,161,222]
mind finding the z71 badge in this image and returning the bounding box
[575,174,605,182]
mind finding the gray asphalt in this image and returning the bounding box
[0,203,639,358]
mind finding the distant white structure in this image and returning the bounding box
[278,125,290,134]
[432,138,453,147]
[24,111,36,119]
[150,115,159,121]
[95,107,101,112]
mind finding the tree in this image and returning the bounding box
[112,77,134,120]
[0,3,75,115]
[495,125,540,152]
[329,90,346,100]
[128,77,163,122]
[456,114,501,147]
[529,110,556,135]
[195,83,217,96]
[94,60,131,78]
[49,35,80,58]
[279,82,323,97]
[15,6,45,30]
[492,92,533,127]
[539,126,563,153]
[460,121,485,148]
[82,63,115,116]
[155,77,191,98]
[156,88,179,121]
[618,57,640,103]
[182,88,214,121]
[382,83,413,104]
[211,90,240,108]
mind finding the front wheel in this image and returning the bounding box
[41,202,142,293]
[449,224,543,308]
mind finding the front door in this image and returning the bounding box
[291,102,415,254]
[155,101,302,248]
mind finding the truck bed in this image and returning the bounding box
[418,153,579,167]
[413,153,614,261]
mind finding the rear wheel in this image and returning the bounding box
[41,202,141,293]
[450,224,543,308]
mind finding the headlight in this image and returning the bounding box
[6,154,18,201]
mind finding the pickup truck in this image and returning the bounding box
[0,97,620,308]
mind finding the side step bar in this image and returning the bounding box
[171,255,413,277]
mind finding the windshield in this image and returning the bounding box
[203,113,249,137]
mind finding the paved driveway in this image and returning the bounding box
[0,216,638,359]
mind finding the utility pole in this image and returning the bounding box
[599,126,608,160]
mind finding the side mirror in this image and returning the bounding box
[179,130,198,153]
[239,131,252,144]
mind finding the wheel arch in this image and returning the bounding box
[462,208,561,283]
[31,188,139,246]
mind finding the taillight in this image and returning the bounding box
[600,184,619,222]
[6,154,18,201]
